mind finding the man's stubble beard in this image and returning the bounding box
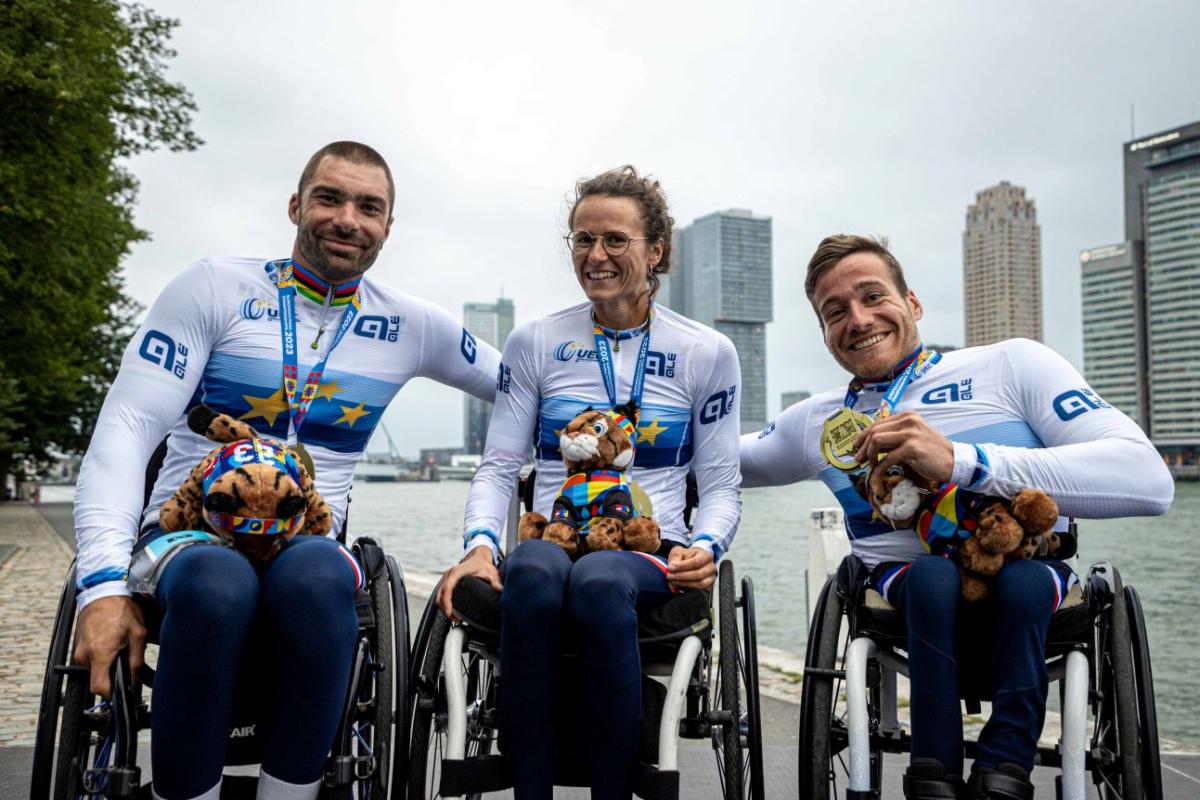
[295,219,384,284]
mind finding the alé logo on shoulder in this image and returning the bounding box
[552,340,678,377]
[139,330,190,379]
[921,379,974,405]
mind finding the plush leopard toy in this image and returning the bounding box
[159,404,333,562]
[517,404,660,558]
[856,461,1065,602]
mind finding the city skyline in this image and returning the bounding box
[1082,119,1200,461]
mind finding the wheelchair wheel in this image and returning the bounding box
[408,595,497,800]
[30,561,78,800]
[1092,567,1146,800]
[740,574,766,800]
[1124,585,1163,800]
[697,568,766,800]
[798,573,845,799]
[360,551,410,798]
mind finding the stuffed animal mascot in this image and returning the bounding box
[517,403,660,558]
[857,461,1065,602]
[158,404,333,563]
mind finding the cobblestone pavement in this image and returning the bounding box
[0,503,73,747]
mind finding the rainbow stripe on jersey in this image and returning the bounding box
[291,261,362,306]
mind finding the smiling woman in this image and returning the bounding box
[436,166,744,799]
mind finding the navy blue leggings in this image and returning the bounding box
[150,535,359,800]
[885,555,1071,776]
[500,540,675,800]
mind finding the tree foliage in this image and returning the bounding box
[0,0,201,480]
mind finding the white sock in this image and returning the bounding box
[256,770,322,800]
[152,780,221,800]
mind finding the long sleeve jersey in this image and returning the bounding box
[463,302,743,560]
[74,256,501,608]
[740,338,1174,570]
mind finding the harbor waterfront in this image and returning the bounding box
[346,477,1200,747]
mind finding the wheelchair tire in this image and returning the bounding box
[1093,567,1145,800]
[53,668,94,800]
[798,573,844,800]
[30,561,78,800]
[716,559,745,799]
[360,552,405,799]
[1124,585,1163,800]
[740,575,766,800]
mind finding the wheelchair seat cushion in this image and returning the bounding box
[451,576,711,644]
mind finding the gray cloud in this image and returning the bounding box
[122,0,1200,453]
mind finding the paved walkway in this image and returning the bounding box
[5,501,1199,799]
[0,502,73,747]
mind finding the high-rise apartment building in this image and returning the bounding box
[962,182,1043,347]
[1078,242,1145,427]
[666,209,773,431]
[462,298,514,454]
[1122,121,1200,461]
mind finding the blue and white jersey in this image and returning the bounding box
[741,339,1173,570]
[463,302,742,560]
[74,256,501,608]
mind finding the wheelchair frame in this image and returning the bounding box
[798,552,1162,800]
[29,536,410,800]
[406,557,765,800]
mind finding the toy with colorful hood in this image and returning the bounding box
[517,402,660,558]
[158,404,333,563]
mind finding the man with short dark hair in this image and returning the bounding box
[741,234,1172,798]
[73,141,501,800]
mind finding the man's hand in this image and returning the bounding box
[668,546,717,590]
[73,595,147,698]
[853,410,955,484]
[437,547,503,623]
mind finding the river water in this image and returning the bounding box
[348,478,1200,745]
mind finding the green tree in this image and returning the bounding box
[0,0,201,485]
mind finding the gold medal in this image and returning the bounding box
[293,442,317,480]
[820,407,874,471]
[629,480,654,518]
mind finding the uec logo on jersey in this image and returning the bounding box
[139,330,189,379]
[1053,388,1110,421]
[461,329,478,364]
[554,340,598,362]
[700,386,737,425]
[239,298,279,321]
[354,315,401,342]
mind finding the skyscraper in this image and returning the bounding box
[1119,121,1200,461]
[462,298,514,454]
[962,182,1043,347]
[1078,242,1145,427]
[667,209,773,431]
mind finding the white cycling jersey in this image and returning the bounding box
[74,256,501,608]
[463,302,742,560]
[740,338,1173,570]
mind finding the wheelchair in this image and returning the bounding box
[29,533,410,800]
[798,536,1162,800]
[406,478,765,800]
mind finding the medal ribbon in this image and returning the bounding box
[592,308,654,410]
[843,346,941,420]
[267,260,363,438]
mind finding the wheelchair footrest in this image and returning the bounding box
[440,754,513,796]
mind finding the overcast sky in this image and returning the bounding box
[121,0,1200,457]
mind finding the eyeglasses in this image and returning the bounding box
[565,230,650,257]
